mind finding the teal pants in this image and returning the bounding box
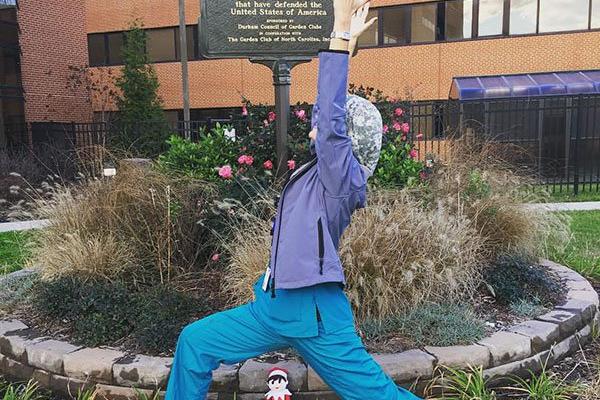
[164,302,421,399]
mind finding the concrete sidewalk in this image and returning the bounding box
[0,219,50,233]
[525,202,600,212]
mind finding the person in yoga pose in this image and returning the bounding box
[165,1,422,398]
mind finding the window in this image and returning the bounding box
[0,21,18,45]
[175,25,199,60]
[0,7,16,23]
[0,47,20,86]
[88,34,106,66]
[445,0,473,40]
[411,3,437,43]
[382,7,408,44]
[357,9,379,47]
[510,0,537,34]
[478,0,504,36]
[186,25,197,59]
[106,32,124,65]
[592,0,600,29]
[147,28,177,62]
[539,0,589,32]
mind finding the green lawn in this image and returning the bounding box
[550,211,600,279]
[0,230,35,275]
[541,185,600,202]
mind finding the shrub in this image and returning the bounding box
[157,126,239,182]
[484,253,565,307]
[230,86,424,188]
[31,161,215,286]
[131,284,211,354]
[237,98,314,170]
[373,140,424,188]
[31,275,209,354]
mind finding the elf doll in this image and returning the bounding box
[265,367,292,400]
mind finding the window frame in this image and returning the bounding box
[537,0,591,34]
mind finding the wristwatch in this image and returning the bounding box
[330,31,351,41]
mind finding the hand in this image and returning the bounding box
[331,0,370,51]
[348,2,377,56]
[333,0,368,31]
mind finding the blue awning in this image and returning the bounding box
[450,70,600,100]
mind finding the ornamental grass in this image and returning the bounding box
[30,161,216,287]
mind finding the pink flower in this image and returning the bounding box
[416,133,424,141]
[295,109,307,122]
[409,149,419,159]
[401,135,407,141]
[237,154,254,166]
[401,123,410,134]
[211,253,220,262]
[394,107,404,117]
[419,171,428,181]
[268,111,277,122]
[241,105,248,116]
[218,165,233,179]
[263,160,273,170]
[287,160,296,170]
[263,119,270,127]
[382,124,389,134]
[393,121,402,131]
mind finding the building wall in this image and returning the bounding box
[85,0,600,112]
[19,0,92,122]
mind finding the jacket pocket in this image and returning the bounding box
[317,217,324,275]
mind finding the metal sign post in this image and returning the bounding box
[250,57,311,175]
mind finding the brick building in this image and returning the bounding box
[18,0,92,123]
[84,0,600,119]
[2,0,600,147]
[0,0,91,149]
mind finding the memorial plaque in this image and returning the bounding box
[199,0,334,58]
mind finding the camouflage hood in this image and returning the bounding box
[345,94,383,177]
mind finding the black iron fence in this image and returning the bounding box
[410,94,600,195]
[3,94,600,195]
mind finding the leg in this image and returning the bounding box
[290,323,422,400]
[165,303,288,400]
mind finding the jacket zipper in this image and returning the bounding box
[317,217,324,275]
[271,157,317,298]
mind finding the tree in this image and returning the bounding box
[114,20,170,157]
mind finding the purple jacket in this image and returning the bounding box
[267,49,368,296]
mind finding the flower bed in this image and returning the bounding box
[0,261,597,399]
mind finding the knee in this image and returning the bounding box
[178,317,211,348]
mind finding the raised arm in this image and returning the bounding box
[313,0,367,195]
[314,49,352,195]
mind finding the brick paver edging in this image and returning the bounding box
[0,260,598,399]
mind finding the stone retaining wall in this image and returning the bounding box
[1,260,598,399]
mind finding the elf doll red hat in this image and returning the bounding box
[265,367,292,400]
